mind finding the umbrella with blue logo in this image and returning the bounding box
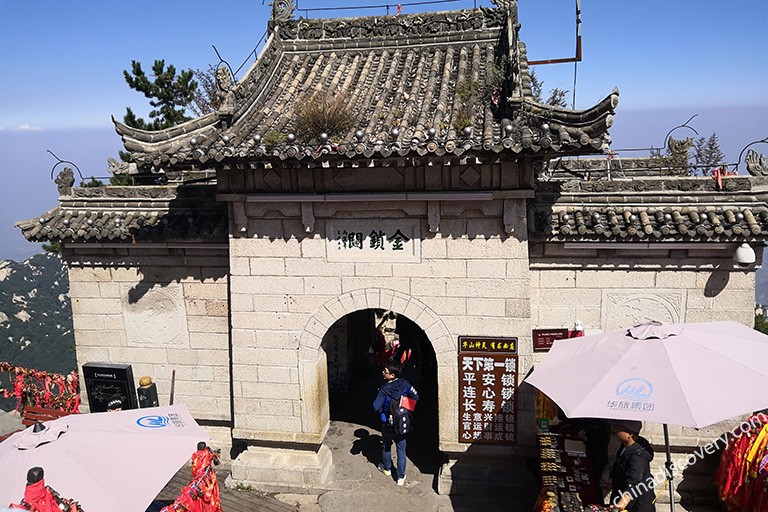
[0,403,208,512]
[524,320,768,511]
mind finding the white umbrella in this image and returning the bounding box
[524,320,768,511]
[0,403,208,512]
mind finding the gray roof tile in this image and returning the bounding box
[114,7,617,170]
[15,185,227,243]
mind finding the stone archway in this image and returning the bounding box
[296,288,454,453]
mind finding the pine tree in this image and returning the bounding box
[122,59,198,131]
[117,59,200,169]
[692,133,725,176]
[529,69,569,108]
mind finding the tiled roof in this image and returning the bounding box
[530,206,768,242]
[115,5,617,170]
[530,172,768,242]
[15,185,228,243]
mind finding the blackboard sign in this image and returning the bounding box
[82,362,138,412]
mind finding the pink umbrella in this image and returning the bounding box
[0,404,208,512]
[524,320,768,512]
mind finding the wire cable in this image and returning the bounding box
[297,0,459,14]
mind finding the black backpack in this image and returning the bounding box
[389,395,413,435]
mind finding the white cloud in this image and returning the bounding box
[16,123,41,131]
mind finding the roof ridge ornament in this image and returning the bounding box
[746,149,768,176]
[271,0,295,25]
[492,0,520,29]
[215,65,237,117]
[491,0,517,16]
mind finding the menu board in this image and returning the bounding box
[458,336,518,444]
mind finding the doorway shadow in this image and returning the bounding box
[325,309,442,487]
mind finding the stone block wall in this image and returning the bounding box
[64,244,231,422]
[529,247,755,336]
[529,244,757,447]
[228,198,537,452]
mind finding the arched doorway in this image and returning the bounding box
[321,308,441,481]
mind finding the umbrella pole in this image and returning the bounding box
[663,424,676,512]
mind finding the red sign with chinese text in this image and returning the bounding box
[532,329,569,352]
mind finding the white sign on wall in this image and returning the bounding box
[326,220,421,263]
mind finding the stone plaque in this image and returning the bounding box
[326,220,421,263]
[122,283,189,347]
[602,290,685,332]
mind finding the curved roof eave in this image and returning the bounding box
[117,7,619,170]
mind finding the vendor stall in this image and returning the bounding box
[533,432,603,511]
[533,391,606,512]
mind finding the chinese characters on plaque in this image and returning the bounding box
[458,336,518,445]
[337,228,411,251]
[326,220,421,263]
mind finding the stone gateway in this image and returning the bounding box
[16,0,768,505]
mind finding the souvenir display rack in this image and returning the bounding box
[533,432,602,512]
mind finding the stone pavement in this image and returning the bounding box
[273,419,456,512]
[269,419,724,512]
[0,410,22,437]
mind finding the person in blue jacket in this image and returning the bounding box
[373,362,419,486]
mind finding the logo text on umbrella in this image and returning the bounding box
[137,415,170,428]
[615,378,654,401]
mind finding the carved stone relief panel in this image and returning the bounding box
[601,289,686,332]
[121,283,190,347]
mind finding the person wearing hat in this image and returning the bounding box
[609,420,655,511]
[106,396,124,412]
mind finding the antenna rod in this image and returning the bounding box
[527,0,582,67]
[572,0,581,108]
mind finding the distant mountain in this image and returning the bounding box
[0,254,75,374]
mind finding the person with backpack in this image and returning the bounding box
[373,362,419,486]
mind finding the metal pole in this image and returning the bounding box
[663,424,676,512]
[169,369,176,406]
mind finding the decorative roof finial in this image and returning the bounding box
[491,0,517,16]
[271,0,295,24]
[216,65,237,115]
[55,167,75,196]
[746,149,768,176]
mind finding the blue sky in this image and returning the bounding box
[1,0,767,261]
